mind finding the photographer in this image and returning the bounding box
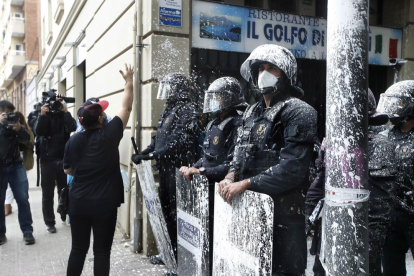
[0,100,35,245]
[35,91,76,233]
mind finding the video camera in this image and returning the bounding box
[41,89,75,113]
[3,112,19,130]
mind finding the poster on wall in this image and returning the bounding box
[192,0,402,66]
[159,0,182,27]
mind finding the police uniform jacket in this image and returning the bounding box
[141,100,199,168]
[193,111,242,182]
[231,93,318,274]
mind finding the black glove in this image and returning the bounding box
[131,153,156,164]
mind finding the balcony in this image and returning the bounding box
[11,0,24,6]
[54,0,64,24]
[11,17,25,37]
[4,50,25,79]
[0,73,13,89]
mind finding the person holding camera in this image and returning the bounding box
[4,111,35,216]
[63,65,134,276]
[0,100,35,245]
[35,92,77,233]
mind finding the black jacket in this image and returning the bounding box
[243,95,318,198]
[141,101,200,168]
[0,124,30,166]
[35,112,76,160]
[193,112,242,182]
[229,94,318,274]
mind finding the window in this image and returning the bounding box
[268,0,297,13]
[245,0,263,8]
[15,44,23,51]
[46,0,53,45]
[13,13,23,18]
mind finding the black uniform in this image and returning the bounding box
[382,127,414,276]
[232,93,318,275]
[141,101,199,255]
[193,112,242,182]
[193,111,242,272]
[35,111,76,227]
[306,130,397,276]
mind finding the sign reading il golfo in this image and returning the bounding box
[192,1,402,65]
[159,0,182,27]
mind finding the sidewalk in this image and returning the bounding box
[1,165,413,275]
[0,164,166,276]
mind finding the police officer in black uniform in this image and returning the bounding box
[218,44,318,276]
[131,73,200,265]
[179,77,246,273]
[180,77,246,182]
[377,80,414,276]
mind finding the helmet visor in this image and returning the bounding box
[377,94,412,118]
[203,92,231,113]
[157,82,172,100]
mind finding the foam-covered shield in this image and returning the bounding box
[213,185,274,276]
[135,161,177,272]
[176,170,210,276]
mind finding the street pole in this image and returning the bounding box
[132,0,144,253]
[322,0,369,275]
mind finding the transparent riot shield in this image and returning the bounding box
[176,170,210,276]
[135,161,177,273]
[213,185,274,276]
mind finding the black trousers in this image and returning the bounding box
[382,211,414,276]
[40,159,67,226]
[369,223,389,276]
[158,165,177,258]
[67,209,118,276]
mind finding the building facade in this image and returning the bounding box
[0,0,39,115]
[35,0,414,256]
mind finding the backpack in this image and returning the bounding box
[21,129,35,171]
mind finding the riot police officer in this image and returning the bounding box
[131,73,199,265]
[179,77,246,273]
[180,77,246,182]
[218,44,318,276]
[377,80,414,276]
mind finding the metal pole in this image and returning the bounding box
[322,0,369,275]
[133,0,143,254]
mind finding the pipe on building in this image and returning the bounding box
[131,0,143,254]
[321,0,369,275]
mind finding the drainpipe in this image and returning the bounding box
[130,0,144,253]
[322,0,369,275]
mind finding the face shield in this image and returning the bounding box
[203,92,231,113]
[377,94,413,118]
[157,82,172,100]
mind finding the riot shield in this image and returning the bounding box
[135,161,177,273]
[176,170,210,276]
[213,185,274,276]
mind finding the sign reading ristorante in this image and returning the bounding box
[192,0,402,65]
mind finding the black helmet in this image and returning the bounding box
[240,44,303,97]
[368,88,389,126]
[203,77,245,114]
[157,73,190,102]
[377,80,414,124]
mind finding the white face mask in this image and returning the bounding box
[258,70,278,89]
